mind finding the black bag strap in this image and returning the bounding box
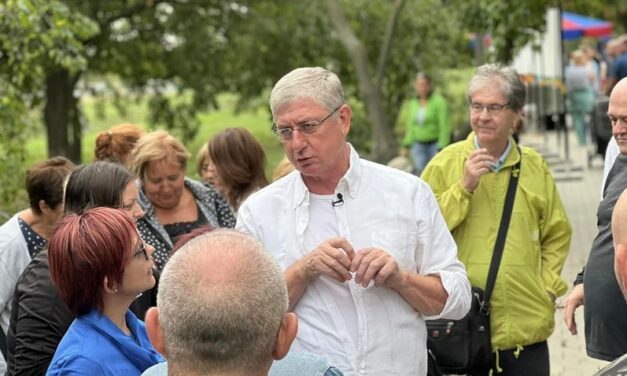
[480,148,521,314]
[0,324,7,360]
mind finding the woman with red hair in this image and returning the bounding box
[46,207,162,375]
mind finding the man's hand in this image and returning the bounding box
[563,284,584,335]
[462,148,495,192]
[301,238,355,283]
[350,248,401,288]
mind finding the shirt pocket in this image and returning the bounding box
[369,231,418,271]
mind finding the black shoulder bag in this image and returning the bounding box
[426,154,521,375]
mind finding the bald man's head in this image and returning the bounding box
[609,78,627,155]
[612,189,627,302]
[147,229,297,375]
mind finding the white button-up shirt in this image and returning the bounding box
[236,145,471,376]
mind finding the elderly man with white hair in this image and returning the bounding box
[237,67,471,376]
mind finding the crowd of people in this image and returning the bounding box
[1,55,627,376]
[565,36,627,149]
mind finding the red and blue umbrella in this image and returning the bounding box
[562,11,613,40]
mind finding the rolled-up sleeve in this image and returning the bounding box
[417,182,471,320]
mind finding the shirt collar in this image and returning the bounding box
[291,143,361,209]
[473,136,512,172]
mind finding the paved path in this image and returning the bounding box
[521,129,608,375]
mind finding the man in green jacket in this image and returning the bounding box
[422,64,572,376]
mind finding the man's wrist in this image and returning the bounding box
[298,257,317,284]
[459,180,474,195]
[384,269,408,291]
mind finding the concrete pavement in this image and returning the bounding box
[521,129,608,375]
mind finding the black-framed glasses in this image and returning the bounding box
[133,240,150,261]
[272,105,343,142]
[469,102,510,115]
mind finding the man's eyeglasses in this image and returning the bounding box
[272,105,343,142]
[469,102,510,115]
[133,240,150,261]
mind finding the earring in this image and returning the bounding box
[114,288,118,293]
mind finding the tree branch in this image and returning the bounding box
[84,0,166,45]
[375,0,406,86]
[325,0,372,96]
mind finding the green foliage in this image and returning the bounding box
[224,0,473,155]
[0,0,97,217]
[0,0,570,217]
[454,0,551,63]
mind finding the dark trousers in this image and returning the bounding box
[470,341,550,376]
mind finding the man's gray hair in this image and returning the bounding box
[466,64,526,112]
[270,67,345,117]
[157,229,288,373]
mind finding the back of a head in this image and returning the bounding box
[620,35,627,52]
[63,161,134,215]
[94,123,144,165]
[207,128,268,205]
[158,229,287,374]
[613,189,627,247]
[25,156,75,215]
[612,189,627,301]
[270,67,345,116]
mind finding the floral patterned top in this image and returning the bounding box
[136,177,235,270]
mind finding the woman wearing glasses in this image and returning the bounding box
[47,207,162,375]
[5,162,148,376]
[401,72,450,175]
[196,127,268,211]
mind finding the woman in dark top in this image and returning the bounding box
[130,130,236,270]
[6,162,146,376]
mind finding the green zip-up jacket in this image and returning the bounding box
[421,133,571,350]
[402,93,450,149]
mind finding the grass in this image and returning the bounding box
[14,67,474,220]
[24,94,286,180]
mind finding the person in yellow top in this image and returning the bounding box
[422,64,572,376]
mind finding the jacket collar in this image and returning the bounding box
[465,132,521,169]
[80,308,163,371]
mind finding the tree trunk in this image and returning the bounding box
[326,0,397,164]
[474,33,484,66]
[44,69,82,163]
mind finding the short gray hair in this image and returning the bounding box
[466,64,526,112]
[270,67,345,117]
[157,229,288,374]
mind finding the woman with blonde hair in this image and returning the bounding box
[201,128,268,211]
[94,123,144,167]
[130,130,235,270]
